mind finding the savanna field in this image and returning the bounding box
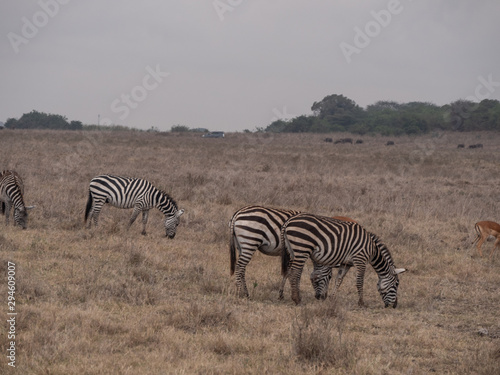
[1,129,499,374]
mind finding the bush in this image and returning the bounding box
[171,125,190,132]
[291,306,356,369]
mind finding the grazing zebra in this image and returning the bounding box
[85,174,184,237]
[309,216,358,300]
[229,205,331,299]
[0,170,34,229]
[281,213,406,308]
[310,230,397,301]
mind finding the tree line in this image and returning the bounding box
[3,110,135,131]
[265,94,500,135]
[5,95,500,135]
[4,110,83,130]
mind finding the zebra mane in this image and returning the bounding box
[156,187,178,210]
[369,231,395,269]
[1,170,26,205]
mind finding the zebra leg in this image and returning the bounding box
[86,207,94,229]
[129,207,142,230]
[4,201,12,226]
[354,263,367,307]
[278,272,288,300]
[141,210,149,235]
[330,264,351,301]
[234,249,255,298]
[91,200,105,227]
[288,258,307,305]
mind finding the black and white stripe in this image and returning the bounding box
[85,174,184,237]
[229,205,332,298]
[281,213,406,307]
[310,231,398,302]
[0,170,33,229]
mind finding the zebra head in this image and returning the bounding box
[14,205,34,230]
[14,207,28,229]
[310,264,333,300]
[377,267,406,308]
[164,209,184,238]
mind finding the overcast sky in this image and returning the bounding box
[1,1,499,132]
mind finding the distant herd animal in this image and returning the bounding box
[2,167,498,310]
[458,143,483,149]
[324,137,364,144]
[324,139,487,149]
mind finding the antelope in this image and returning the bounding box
[332,216,358,223]
[473,221,500,259]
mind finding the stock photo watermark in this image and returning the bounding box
[6,262,17,367]
[213,0,244,21]
[408,73,499,165]
[109,64,170,121]
[340,0,412,64]
[7,0,71,54]
[53,63,170,173]
[444,74,500,130]
[465,74,499,102]
[271,106,295,123]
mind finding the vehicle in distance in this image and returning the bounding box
[202,131,225,138]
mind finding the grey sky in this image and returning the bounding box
[1,1,499,132]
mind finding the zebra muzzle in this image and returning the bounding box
[385,298,398,309]
[315,292,327,300]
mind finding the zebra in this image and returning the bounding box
[85,174,184,237]
[0,170,35,229]
[281,213,406,308]
[308,216,359,301]
[229,205,334,299]
[310,230,397,302]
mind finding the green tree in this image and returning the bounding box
[444,100,477,131]
[171,125,190,132]
[311,94,363,131]
[466,99,500,131]
[69,120,83,130]
[311,94,362,118]
[283,115,316,133]
[4,118,17,129]
[5,110,73,130]
[265,119,288,133]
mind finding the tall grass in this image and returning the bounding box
[0,130,499,374]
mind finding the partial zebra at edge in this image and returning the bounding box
[0,170,35,229]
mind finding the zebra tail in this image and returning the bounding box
[84,190,93,223]
[229,219,237,275]
[1,202,4,215]
[281,231,291,277]
[229,232,236,276]
[281,245,290,277]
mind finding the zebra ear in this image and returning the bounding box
[393,268,406,275]
[176,209,185,217]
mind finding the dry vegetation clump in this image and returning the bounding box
[291,304,356,370]
[1,129,500,374]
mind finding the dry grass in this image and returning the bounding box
[1,129,499,374]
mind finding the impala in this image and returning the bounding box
[473,221,500,259]
[332,216,358,223]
